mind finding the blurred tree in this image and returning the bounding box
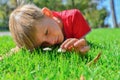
[33,0,65,11]
[71,0,75,8]
[0,0,109,29]
[110,0,119,28]
[16,0,33,6]
[0,0,17,28]
[0,0,9,27]
[85,8,108,28]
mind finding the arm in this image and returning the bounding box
[60,10,90,54]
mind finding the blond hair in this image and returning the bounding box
[9,4,44,50]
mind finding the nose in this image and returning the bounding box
[47,39,56,45]
[42,39,56,47]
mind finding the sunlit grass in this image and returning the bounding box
[0,28,120,80]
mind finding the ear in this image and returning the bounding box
[42,7,53,18]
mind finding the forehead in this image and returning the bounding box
[34,22,45,47]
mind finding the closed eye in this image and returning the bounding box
[45,29,48,35]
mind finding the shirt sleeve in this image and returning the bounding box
[73,9,91,39]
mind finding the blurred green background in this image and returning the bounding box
[0,0,119,31]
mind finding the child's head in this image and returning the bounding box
[9,4,64,50]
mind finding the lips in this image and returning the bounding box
[55,36,59,44]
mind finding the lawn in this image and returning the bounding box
[0,29,120,80]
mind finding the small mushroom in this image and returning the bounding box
[57,48,66,52]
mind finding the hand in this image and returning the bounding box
[0,46,19,61]
[10,46,19,53]
[60,38,90,54]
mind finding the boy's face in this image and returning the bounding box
[35,16,64,47]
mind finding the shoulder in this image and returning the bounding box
[52,9,82,19]
[61,9,81,16]
[61,9,84,21]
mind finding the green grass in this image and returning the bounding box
[0,29,120,80]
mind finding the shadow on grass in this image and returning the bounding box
[19,42,103,64]
[28,45,91,63]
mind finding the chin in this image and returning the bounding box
[60,37,64,43]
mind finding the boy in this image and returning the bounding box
[9,4,91,54]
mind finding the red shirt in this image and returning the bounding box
[52,9,91,39]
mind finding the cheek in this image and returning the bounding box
[49,22,62,35]
[35,38,41,47]
[35,33,45,46]
[53,25,61,33]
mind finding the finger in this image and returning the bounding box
[73,39,87,48]
[63,38,78,49]
[80,46,90,54]
[60,38,71,48]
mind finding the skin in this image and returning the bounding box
[35,7,90,53]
